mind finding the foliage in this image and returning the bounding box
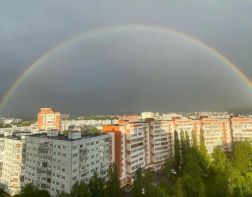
[88,171,106,197]
[133,168,169,197]
[88,127,100,134]
[17,184,50,197]
[70,181,90,197]
[0,123,12,128]
[106,163,120,197]
[174,130,181,172]
[162,133,252,197]
[192,129,197,148]
[133,168,144,197]
[232,141,252,174]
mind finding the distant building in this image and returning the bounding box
[141,112,155,119]
[38,108,61,131]
[23,131,114,196]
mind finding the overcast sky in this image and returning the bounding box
[1,0,252,118]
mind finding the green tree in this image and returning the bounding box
[174,130,181,172]
[181,148,206,197]
[174,178,184,197]
[192,129,197,148]
[198,129,209,176]
[144,170,154,197]
[205,147,230,197]
[153,185,169,197]
[133,168,144,197]
[19,184,50,197]
[180,130,187,169]
[232,141,252,174]
[183,173,205,197]
[106,164,120,197]
[185,131,190,151]
[71,181,90,197]
[89,172,106,197]
[56,191,70,197]
[211,146,228,172]
[163,159,173,178]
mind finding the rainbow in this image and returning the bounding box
[1,24,252,114]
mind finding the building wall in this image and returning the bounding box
[231,117,252,143]
[149,120,174,170]
[38,108,61,131]
[0,138,25,196]
[23,133,113,196]
[201,118,232,154]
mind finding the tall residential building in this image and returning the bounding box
[201,118,232,154]
[103,121,150,186]
[0,134,27,196]
[38,108,61,131]
[173,118,201,146]
[231,117,252,142]
[149,120,174,170]
[23,131,114,196]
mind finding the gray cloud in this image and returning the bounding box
[1,0,252,117]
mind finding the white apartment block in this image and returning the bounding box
[0,135,26,196]
[23,131,114,196]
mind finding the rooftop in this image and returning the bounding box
[27,131,108,141]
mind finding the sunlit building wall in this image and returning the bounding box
[149,120,174,170]
[231,117,252,142]
[103,121,150,186]
[0,136,26,196]
[38,108,61,131]
[201,118,232,154]
[23,131,114,196]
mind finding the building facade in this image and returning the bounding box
[103,121,151,186]
[201,118,232,154]
[0,135,26,196]
[149,120,174,170]
[231,117,252,142]
[23,131,114,196]
[38,108,61,131]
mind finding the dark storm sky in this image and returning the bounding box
[1,0,252,118]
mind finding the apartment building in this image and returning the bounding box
[23,131,114,196]
[103,120,150,186]
[38,108,61,131]
[149,120,174,170]
[201,118,232,153]
[173,118,201,146]
[0,134,27,196]
[231,117,252,142]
